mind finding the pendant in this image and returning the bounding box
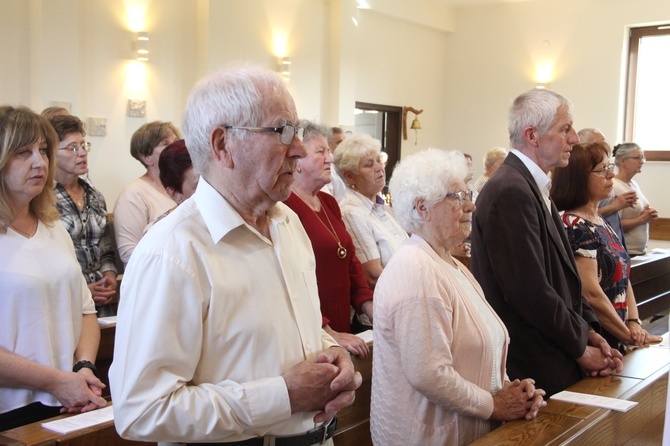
[337,243,347,259]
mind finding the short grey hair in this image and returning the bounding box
[299,119,329,145]
[613,142,642,166]
[389,148,468,234]
[508,89,573,149]
[333,134,381,178]
[182,62,294,175]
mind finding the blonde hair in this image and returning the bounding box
[0,106,60,232]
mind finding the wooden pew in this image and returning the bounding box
[333,344,373,446]
[650,218,670,242]
[630,250,670,320]
[96,323,116,399]
[471,338,670,445]
[0,404,154,446]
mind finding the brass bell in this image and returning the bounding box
[410,117,422,130]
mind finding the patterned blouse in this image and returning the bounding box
[562,213,630,351]
[54,179,117,284]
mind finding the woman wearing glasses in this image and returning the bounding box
[333,134,407,290]
[551,142,660,353]
[612,142,658,255]
[371,149,546,446]
[0,107,106,431]
[50,115,118,312]
[284,121,373,358]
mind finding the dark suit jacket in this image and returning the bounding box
[471,152,599,396]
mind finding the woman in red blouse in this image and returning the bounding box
[284,120,373,358]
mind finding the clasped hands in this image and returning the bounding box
[51,367,107,414]
[282,346,362,423]
[577,330,624,377]
[490,378,546,421]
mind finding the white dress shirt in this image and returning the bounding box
[510,149,553,213]
[109,178,337,443]
[338,188,408,267]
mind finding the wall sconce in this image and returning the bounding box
[403,106,423,146]
[135,32,149,62]
[277,57,291,81]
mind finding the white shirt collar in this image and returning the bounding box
[193,178,288,244]
[511,148,552,210]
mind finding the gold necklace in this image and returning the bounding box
[10,217,37,238]
[297,192,347,259]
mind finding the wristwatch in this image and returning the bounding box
[73,360,98,374]
[626,318,642,325]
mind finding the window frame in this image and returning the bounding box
[624,24,670,162]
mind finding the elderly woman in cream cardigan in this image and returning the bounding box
[370,148,546,446]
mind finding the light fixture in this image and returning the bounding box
[403,106,423,146]
[277,57,291,81]
[135,32,149,62]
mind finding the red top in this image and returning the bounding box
[284,191,373,332]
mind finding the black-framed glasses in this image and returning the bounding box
[224,124,304,146]
[591,164,615,177]
[59,142,91,154]
[445,190,474,206]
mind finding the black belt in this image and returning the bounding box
[188,417,337,446]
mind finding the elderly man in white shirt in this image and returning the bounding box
[109,63,361,445]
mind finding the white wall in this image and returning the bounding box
[442,0,670,215]
[1,0,668,216]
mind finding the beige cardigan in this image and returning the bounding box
[371,234,509,446]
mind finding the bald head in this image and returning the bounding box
[578,128,605,144]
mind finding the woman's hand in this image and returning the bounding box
[361,300,373,322]
[626,321,662,345]
[47,369,107,413]
[88,274,117,306]
[490,379,546,421]
[324,325,370,358]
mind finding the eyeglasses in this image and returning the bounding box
[59,142,91,154]
[626,155,646,162]
[224,124,304,146]
[445,190,474,206]
[591,164,615,177]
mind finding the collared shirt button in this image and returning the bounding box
[305,342,312,351]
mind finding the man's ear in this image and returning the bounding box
[523,126,540,148]
[211,126,233,168]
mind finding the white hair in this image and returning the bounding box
[182,62,294,175]
[389,148,467,234]
[333,134,381,178]
[508,89,572,149]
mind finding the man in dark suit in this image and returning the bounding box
[471,89,623,396]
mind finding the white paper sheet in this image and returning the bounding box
[550,390,638,412]
[41,405,114,434]
[356,329,373,344]
[97,316,117,325]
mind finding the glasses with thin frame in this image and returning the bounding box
[59,142,91,154]
[626,155,646,162]
[445,190,474,206]
[591,163,615,177]
[224,124,304,146]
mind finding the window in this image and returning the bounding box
[624,24,670,161]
